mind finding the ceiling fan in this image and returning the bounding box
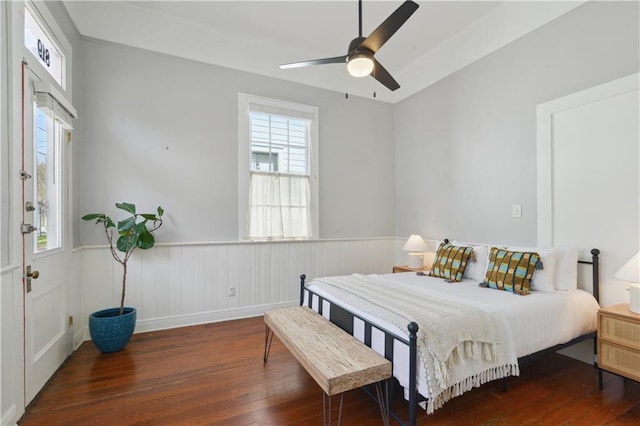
[279,0,419,92]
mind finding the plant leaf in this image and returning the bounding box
[136,226,155,249]
[105,217,116,228]
[118,217,136,232]
[82,213,104,221]
[116,202,136,215]
[157,206,164,217]
[116,235,134,253]
[141,214,158,221]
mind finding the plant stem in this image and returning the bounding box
[120,262,127,316]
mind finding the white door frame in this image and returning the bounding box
[536,73,640,247]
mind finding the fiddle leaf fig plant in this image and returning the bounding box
[82,202,164,315]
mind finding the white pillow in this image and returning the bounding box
[452,241,490,282]
[506,246,558,292]
[553,247,578,291]
[465,245,490,282]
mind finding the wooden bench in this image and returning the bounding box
[263,306,392,425]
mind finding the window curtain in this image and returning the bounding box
[245,172,312,240]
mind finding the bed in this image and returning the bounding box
[299,241,601,426]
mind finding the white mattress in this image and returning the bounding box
[306,272,599,401]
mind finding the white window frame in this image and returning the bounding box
[23,1,72,97]
[238,93,319,241]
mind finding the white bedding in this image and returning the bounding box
[305,271,599,406]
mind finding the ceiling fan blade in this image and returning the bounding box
[280,55,347,69]
[360,0,419,54]
[372,58,400,91]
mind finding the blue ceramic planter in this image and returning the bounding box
[89,307,137,353]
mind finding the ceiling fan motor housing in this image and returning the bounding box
[347,37,375,76]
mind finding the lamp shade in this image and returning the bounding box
[402,235,428,253]
[615,251,640,283]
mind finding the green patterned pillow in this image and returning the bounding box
[430,243,475,282]
[480,248,543,295]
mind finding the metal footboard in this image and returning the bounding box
[300,274,420,426]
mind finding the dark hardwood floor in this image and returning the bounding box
[19,316,640,425]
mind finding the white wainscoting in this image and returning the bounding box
[80,237,396,339]
[1,265,24,425]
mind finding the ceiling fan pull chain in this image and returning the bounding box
[373,66,377,98]
[346,72,350,99]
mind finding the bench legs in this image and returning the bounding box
[375,380,391,426]
[322,381,390,426]
[322,392,344,426]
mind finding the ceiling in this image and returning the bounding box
[62,1,585,103]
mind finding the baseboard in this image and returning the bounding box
[82,300,299,341]
[1,404,18,426]
[73,328,84,350]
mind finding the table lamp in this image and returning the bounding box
[614,251,640,314]
[403,235,429,269]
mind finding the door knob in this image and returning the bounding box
[25,265,39,293]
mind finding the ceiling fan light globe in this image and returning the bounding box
[347,55,374,77]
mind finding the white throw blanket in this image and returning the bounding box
[311,274,519,413]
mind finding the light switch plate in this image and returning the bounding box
[512,204,522,218]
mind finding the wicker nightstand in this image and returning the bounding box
[597,303,640,388]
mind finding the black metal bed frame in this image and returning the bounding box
[298,246,601,426]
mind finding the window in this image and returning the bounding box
[252,151,278,172]
[31,82,76,252]
[238,94,319,241]
[24,5,66,89]
[33,106,62,251]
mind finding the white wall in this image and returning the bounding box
[393,1,639,246]
[78,39,396,245]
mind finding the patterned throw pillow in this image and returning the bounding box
[480,248,543,295]
[430,243,475,282]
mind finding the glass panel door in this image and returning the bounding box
[33,106,62,252]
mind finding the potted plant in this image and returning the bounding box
[82,202,164,353]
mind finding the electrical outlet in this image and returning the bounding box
[228,286,236,297]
